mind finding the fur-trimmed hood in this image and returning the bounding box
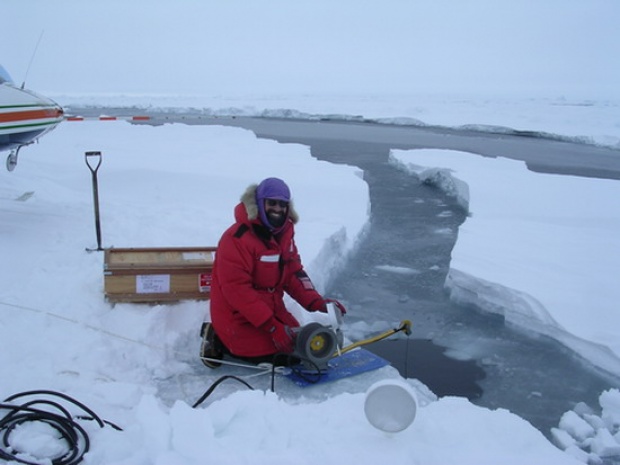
[239,183,299,224]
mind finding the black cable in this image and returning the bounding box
[192,375,255,408]
[193,350,329,410]
[404,337,411,379]
[0,390,121,465]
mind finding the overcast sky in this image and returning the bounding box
[3,0,619,99]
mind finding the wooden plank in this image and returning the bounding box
[105,247,215,270]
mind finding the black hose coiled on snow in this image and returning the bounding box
[0,390,122,465]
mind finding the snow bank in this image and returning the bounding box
[61,94,620,149]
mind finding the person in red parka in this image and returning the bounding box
[200,177,345,368]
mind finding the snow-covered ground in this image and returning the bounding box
[0,118,596,465]
[2,1,620,463]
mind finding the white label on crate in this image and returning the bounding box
[136,274,170,294]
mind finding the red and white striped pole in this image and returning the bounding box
[65,115,151,122]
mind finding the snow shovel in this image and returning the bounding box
[85,151,104,252]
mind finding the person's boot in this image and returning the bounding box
[200,322,223,368]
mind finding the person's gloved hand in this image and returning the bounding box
[262,317,295,353]
[324,298,347,316]
[312,298,347,315]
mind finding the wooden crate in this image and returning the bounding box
[104,247,216,303]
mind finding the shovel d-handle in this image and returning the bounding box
[85,151,102,173]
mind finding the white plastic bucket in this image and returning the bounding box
[364,379,418,432]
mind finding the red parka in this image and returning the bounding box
[210,184,325,357]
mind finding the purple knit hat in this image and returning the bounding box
[256,177,291,230]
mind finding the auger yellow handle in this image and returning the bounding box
[336,320,412,356]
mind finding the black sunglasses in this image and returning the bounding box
[265,199,289,208]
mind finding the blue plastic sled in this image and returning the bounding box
[285,348,390,388]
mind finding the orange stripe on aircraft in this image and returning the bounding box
[0,108,64,123]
